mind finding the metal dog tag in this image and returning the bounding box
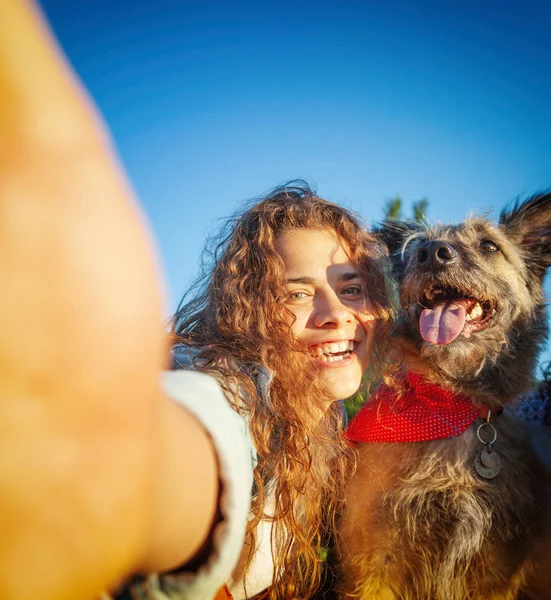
[475,418,501,479]
[480,448,501,469]
[475,450,501,479]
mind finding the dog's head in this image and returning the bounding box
[378,192,551,401]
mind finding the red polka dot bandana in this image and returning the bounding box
[345,372,480,443]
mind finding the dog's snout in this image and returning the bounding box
[417,241,457,270]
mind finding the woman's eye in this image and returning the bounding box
[287,291,308,302]
[342,285,363,297]
[480,240,499,253]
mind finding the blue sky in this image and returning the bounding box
[41,0,551,366]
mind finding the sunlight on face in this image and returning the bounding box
[275,228,376,402]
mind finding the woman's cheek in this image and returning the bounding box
[287,309,305,339]
[358,310,377,331]
[294,318,308,340]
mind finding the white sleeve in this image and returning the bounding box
[128,370,255,600]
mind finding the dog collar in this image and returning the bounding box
[345,372,490,443]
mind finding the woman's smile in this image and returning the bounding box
[309,339,356,363]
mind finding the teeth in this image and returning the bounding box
[318,353,350,362]
[311,340,354,358]
[324,341,352,354]
[469,303,483,319]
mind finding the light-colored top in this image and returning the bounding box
[125,369,276,600]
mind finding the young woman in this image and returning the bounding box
[138,183,392,600]
[0,2,391,599]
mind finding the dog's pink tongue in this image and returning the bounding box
[420,301,467,345]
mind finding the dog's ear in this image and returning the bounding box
[373,221,424,280]
[374,220,423,257]
[499,192,551,278]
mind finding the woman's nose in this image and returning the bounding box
[312,292,354,328]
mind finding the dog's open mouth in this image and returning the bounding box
[417,286,497,345]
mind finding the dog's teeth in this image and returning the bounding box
[470,303,483,319]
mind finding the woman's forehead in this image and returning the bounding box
[275,228,355,276]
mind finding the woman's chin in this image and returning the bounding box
[318,365,363,402]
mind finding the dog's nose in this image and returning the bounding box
[417,241,457,270]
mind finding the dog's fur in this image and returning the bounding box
[338,193,551,599]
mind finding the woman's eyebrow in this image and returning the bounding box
[286,272,360,285]
[339,271,361,282]
[286,276,315,284]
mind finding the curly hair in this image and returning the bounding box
[172,181,391,599]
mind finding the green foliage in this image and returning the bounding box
[384,195,429,223]
[384,195,403,221]
[344,391,365,421]
[343,364,383,420]
[318,546,329,561]
[412,197,429,222]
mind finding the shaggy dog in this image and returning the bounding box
[338,193,551,599]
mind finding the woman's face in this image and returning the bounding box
[275,227,376,402]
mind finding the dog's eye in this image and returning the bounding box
[480,240,499,253]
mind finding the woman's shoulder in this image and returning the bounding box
[162,368,254,457]
[170,344,272,409]
[137,367,256,600]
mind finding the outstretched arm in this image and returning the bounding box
[0,1,218,598]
